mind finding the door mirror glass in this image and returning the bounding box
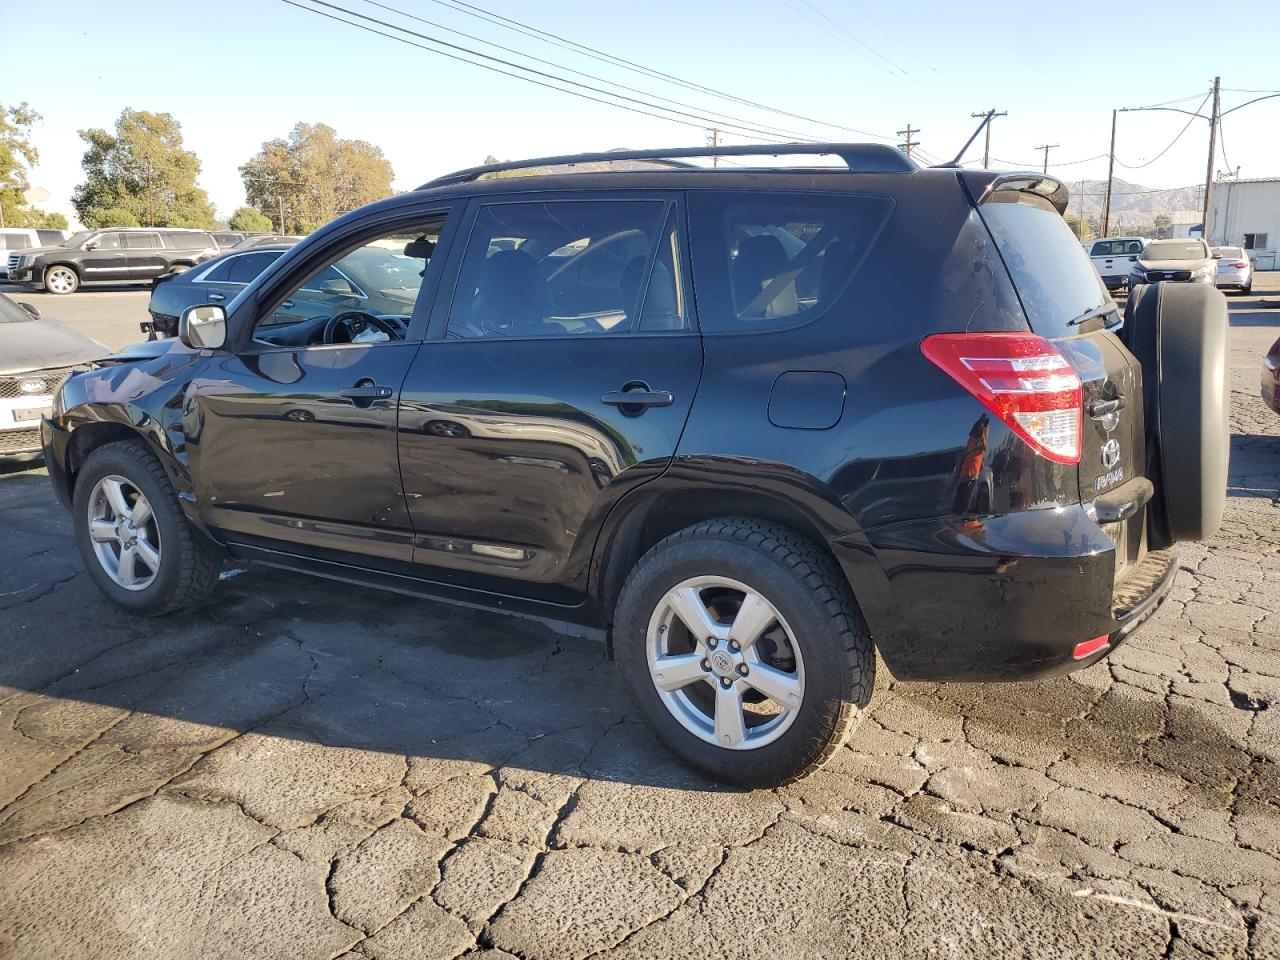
[180,304,227,350]
[1212,252,1222,259]
[319,278,356,296]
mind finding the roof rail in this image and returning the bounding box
[419,143,916,188]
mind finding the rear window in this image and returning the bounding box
[0,233,31,250]
[687,191,890,333]
[36,230,66,246]
[979,189,1108,337]
[162,231,214,249]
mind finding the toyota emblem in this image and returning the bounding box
[1101,438,1121,470]
[18,379,45,395]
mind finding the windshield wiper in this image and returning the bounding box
[1066,302,1120,327]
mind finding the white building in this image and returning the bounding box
[1206,177,1279,270]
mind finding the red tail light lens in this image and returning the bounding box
[1232,261,1249,269]
[921,332,1083,464]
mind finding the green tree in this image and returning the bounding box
[228,205,273,232]
[239,123,393,233]
[72,108,216,229]
[0,102,66,229]
[93,207,140,227]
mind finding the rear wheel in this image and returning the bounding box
[73,439,222,615]
[43,265,79,295]
[614,518,874,787]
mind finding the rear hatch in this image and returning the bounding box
[969,175,1148,578]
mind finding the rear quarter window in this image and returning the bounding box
[687,191,891,334]
[163,231,214,249]
[979,189,1109,338]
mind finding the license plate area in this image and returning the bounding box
[12,406,53,423]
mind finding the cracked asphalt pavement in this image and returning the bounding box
[1,280,1279,959]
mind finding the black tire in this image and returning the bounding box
[72,439,222,615]
[1121,283,1229,545]
[42,264,80,295]
[613,518,875,788]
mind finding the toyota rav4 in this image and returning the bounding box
[42,145,1229,787]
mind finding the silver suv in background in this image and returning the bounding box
[1129,238,1216,288]
[1212,246,1254,295]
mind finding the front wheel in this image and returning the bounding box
[613,518,875,787]
[73,439,222,615]
[43,265,80,295]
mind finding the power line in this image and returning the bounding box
[790,0,919,80]
[991,152,1108,168]
[1116,91,1212,170]
[416,0,897,140]
[840,0,938,74]
[358,0,834,144]
[1034,143,1059,172]
[287,0,817,144]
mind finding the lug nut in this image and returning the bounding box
[737,663,749,676]
[720,677,733,689]
[700,658,711,672]
[728,639,739,652]
[706,637,718,649]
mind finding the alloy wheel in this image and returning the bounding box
[46,267,77,294]
[87,475,162,591]
[646,576,805,750]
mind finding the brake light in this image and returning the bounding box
[1232,261,1249,269]
[921,332,1082,464]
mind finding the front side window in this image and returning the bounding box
[94,233,124,250]
[447,199,670,339]
[253,217,446,345]
[688,191,891,333]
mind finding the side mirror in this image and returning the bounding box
[319,278,356,297]
[1212,253,1222,259]
[179,304,227,350]
[83,240,98,250]
[1127,255,1137,261]
[18,301,40,320]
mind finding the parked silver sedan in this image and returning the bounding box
[0,293,106,460]
[1212,246,1254,295]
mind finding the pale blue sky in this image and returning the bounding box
[3,0,1276,224]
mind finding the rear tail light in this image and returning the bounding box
[1232,261,1249,269]
[921,332,1083,464]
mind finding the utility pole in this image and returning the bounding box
[1034,143,1059,173]
[970,109,1006,169]
[707,127,721,168]
[1201,76,1221,245]
[1101,109,1117,238]
[1077,179,1087,239]
[278,196,286,234]
[897,124,919,160]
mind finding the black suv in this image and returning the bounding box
[6,228,218,294]
[42,145,1229,786]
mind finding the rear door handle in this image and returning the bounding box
[602,387,674,409]
[339,384,393,401]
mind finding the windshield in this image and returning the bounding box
[1213,247,1244,259]
[61,231,93,248]
[1142,241,1207,261]
[0,295,34,323]
[335,247,426,298]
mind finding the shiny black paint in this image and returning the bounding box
[43,166,1174,682]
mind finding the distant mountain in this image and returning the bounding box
[1061,177,1202,224]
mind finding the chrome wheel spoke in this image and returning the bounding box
[89,519,119,543]
[130,495,153,529]
[651,652,708,692]
[667,585,728,641]
[713,684,747,747]
[116,544,138,586]
[134,537,161,575]
[729,591,776,650]
[743,661,803,708]
[101,477,131,519]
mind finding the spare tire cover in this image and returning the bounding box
[1122,283,1229,543]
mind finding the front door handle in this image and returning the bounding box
[208,292,225,302]
[339,382,393,407]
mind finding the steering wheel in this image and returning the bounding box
[322,311,402,345]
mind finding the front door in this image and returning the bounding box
[82,232,131,280]
[398,194,702,603]
[189,211,454,566]
[125,231,167,279]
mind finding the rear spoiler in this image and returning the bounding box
[957,170,1070,215]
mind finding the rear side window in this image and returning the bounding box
[228,251,281,284]
[447,199,670,339]
[688,191,890,333]
[979,189,1108,338]
[125,232,161,249]
[201,258,235,283]
[163,231,213,249]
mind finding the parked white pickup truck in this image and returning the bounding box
[1086,236,1145,293]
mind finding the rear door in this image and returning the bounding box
[978,185,1148,574]
[397,192,702,604]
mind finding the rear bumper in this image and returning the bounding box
[831,505,1177,681]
